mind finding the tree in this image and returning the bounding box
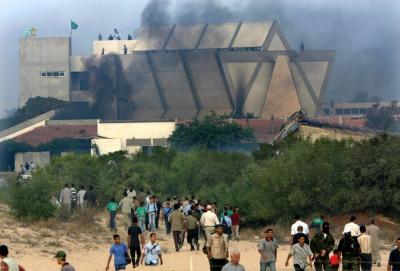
[366,101,398,131]
[168,112,255,150]
[0,97,69,130]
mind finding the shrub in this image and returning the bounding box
[9,174,57,220]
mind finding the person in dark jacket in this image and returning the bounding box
[337,232,360,271]
[311,222,335,271]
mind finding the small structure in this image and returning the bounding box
[15,151,50,172]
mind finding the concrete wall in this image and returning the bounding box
[19,37,71,107]
[93,40,137,55]
[97,121,175,153]
[15,152,50,172]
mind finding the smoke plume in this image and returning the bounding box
[140,0,400,103]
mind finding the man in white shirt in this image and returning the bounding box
[77,185,86,208]
[291,215,309,236]
[60,184,72,212]
[127,185,136,200]
[200,205,220,241]
[140,233,163,266]
[343,216,361,237]
[358,225,372,271]
[119,192,134,229]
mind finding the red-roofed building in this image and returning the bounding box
[14,121,98,147]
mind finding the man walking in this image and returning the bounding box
[60,184,72,213]
[258,228,278,271]
[343,216,361,238]
[127,185,136,200]
[70,184,78,212]
[222,249,246,271]
[231,207,241,242]
[119,192,134,229]
[310,222,335,271]
[367,218,381,267]
[0,245,26,271]
[358,225,372,271]
[77,185,86,209]
[201,205,220,241]
[155,196,162,229]
[106,234,129,271]
[206,224,229,271]
[162,201,172,235]
[83,185,97,208]
[293,226,310,245]
[388,237,400,271]
[140,233,163,266]
[54,250,75,271]
[338,232,360,271]
[291,215,309,237]
[169,203,185,252]
[128,217,144,268]
[187,210,200,251]
[285,235,313,271]
[106,197,119,232]
[147,196,158,232]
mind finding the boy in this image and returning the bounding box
[106,234,129,271]
[140,233,163,266]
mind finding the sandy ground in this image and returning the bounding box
[0,208,394,271]
[3,227,392,271]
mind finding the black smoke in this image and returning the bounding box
[141,0,171,26]
[140,0,400,103]
[84,55,134,120]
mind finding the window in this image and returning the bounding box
[40,71,65,78]
[335,109,343,115]
[351,108,360,114]
[71,72,89,91]
[360,108,367,114]
[344,109,351,115]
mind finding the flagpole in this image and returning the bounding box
[69,26,72,56]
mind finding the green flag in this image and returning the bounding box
[71,20,79,30]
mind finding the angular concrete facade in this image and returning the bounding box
[19,21,335,120]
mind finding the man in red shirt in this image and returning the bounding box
[231,207,241,241]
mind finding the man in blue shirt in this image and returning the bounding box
[106,234,129,271]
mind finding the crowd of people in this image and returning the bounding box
[56,184,98,212]
[2,185,400,271]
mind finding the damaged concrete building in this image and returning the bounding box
[19,21,335,121]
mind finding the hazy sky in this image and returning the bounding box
[1,0,399,117]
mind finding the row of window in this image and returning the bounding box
[40,71,65,77]
[335,108,369,115]
[323,108,371,115]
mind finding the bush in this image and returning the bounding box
[9,174,57,220]
[7,134,400,224]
